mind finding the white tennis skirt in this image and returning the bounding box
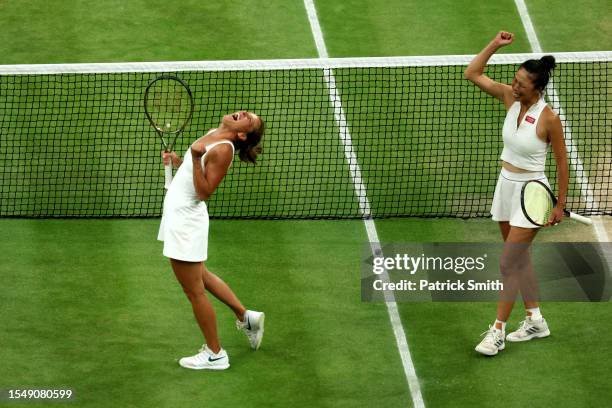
[491,167,550,229]
[158,200,209,262]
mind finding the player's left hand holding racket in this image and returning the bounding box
[521,180,592,227]
[144,75,194,189]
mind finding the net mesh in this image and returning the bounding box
[0,53,610,218]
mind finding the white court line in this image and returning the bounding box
[514,0,610,242]
[303,1,425,407]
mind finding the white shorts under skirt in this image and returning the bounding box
[158,200,209,262]
[491,168,550,229]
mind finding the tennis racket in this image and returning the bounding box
[520,180,592,226]
[144,75,194,189]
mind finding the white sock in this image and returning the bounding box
[527,307,542,320]
[494,319,506,332]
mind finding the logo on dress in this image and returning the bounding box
[525,116,536,124]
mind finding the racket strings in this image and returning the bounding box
[146,80,193,133]
[523,182,554,225]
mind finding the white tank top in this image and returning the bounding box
[500,98,549,171]
[165,133,235,204]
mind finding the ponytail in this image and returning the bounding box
[235,118,265,164]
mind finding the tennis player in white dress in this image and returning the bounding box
[158,111,266,370]
[465,32,569,356]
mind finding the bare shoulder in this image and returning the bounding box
[542,105,560,120]
[206,143,234,165]
[541,105,562,128]
[540,105,564,143]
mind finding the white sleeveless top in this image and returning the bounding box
[500,98,549,171]
[166,132,235,205]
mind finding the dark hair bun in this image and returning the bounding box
[520,56,555,91]
[540,55,556,72]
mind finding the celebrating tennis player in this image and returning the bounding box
[158,111,266,369]
[464,32,568,356]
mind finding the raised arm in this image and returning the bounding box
[464,31,515,108]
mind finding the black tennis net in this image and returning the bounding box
[0,52,610,218]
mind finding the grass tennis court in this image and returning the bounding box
[1,1,611,407]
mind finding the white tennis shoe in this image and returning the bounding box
[178,345,229,370]
[236,310,265,350]
[506,316,550,342]
[475,326,505,356]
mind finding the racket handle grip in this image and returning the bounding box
[164,164,173,189]
[568,211,592,226]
